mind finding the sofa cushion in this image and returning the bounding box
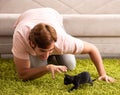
[63,14,120,37]
[1,14,120,37]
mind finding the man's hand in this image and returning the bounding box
[47,64,67,79]
[98,75,116,83]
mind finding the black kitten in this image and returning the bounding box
[64,71,96,91]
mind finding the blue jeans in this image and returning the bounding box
[30,54,76,70]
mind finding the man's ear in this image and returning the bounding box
[29,41,35,49]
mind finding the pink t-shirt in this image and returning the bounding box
[12,8,84,60]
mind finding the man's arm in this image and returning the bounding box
[14,57,67,81]
[81,41,115,83]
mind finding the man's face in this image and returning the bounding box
[34,42,55,60]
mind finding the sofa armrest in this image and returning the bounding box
[0,14,20,36]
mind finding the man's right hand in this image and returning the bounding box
[47,64,67,79]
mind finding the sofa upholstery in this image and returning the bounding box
[0,14,120,58]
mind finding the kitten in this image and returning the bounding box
[64,71,96,91]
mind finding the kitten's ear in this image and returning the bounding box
[64,74,70,77]
[64,74,68,77]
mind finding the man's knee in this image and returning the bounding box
[62,54,76,70]
[66,61,76,70]
[54,54,76,70]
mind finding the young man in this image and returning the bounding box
[12,8,115,82]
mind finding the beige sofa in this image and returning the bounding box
[0,14,120,58]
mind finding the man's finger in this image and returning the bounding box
[105,77,109,83]
[98,76,102,80]
[59,66,67,72]
[56,68,62,73]
[51,70,55,79]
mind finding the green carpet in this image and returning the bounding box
[0,58,120,95]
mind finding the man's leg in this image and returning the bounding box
[29,55,47,68]
[55,54,76,70]
[30,54,76,70]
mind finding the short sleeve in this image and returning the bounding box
[62,34,84,54]
[12,31,29,59]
